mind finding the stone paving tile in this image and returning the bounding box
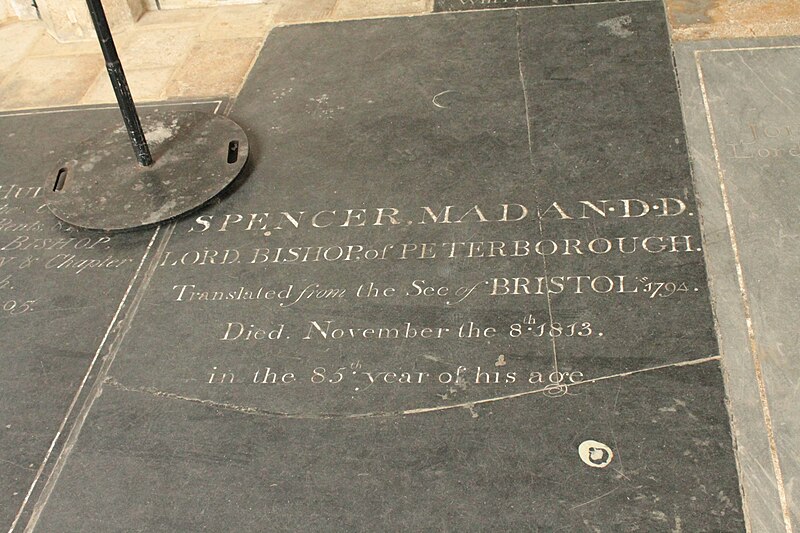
[434,0,614,11]
[201,3,277,40]
[272,0,337,22]
[157,0,252,9]
[114,26,198,70]
[165,37,262,97]
[666,0,800,40]
[80,66,176,103]
[331,0,431,19]
[135,5,214,26]
[0,21,44,85]
[27,33,102,57]
[0,55,103,109]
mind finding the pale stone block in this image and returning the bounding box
[114,26,199,69]
[201,4,276,40]
[0,54,103,108]
[272,0,337,23]
[331,0,430,19]
[136,6,214,26]
[7,0,39,20]
[158,0,261,9]
[80,65,175,103]
[165,37,261,97]
[36,0,145,42]
[0,21,44,83]
[28,32,103,56]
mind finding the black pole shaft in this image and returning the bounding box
[85,0,152,166]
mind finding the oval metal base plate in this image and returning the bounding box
[44,110,249,231]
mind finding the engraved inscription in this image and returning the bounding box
[727,122,800,159]
[0,183,141,323]
[130,188,707,413]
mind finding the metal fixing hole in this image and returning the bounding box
[578,440,614,468]
[227,140,239,164]
[54,167,68,192]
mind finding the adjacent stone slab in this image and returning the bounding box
[675,39,800,532]
[0,100,220,532]
[29,7,744,531]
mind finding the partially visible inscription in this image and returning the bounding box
[0,183,140,322]
[727,122,800,159]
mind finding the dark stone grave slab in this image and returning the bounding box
[433,0,624,12]
[0,100,221,532]
[675,39,800,532]
[27,6,744,531]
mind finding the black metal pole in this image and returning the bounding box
[85,0,152,166]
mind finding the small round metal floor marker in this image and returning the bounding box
[45,110,249,231]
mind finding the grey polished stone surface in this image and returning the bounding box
[27,7,742,531]
[0,101,220,532]
[675,39,800,533]
[0,108,155,532]
[38,364,738,532]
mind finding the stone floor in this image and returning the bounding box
[0,0,432,110]
[2,0,800,110]
[1,1,799,532]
